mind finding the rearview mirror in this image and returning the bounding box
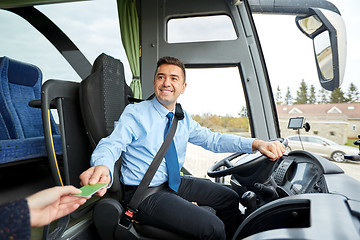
[296,8,346,91]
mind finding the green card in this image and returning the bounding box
[73,183,107,197]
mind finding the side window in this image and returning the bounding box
[0,9,80,83]
[178,67,249,179]
[1,1,130,122]
[0,10,80,123]
[309,137,321,144]
[167,15,237,43]
[37,1,131,83]
[1,1,131,83]
[307,137,315,143]
[289,136,300,141]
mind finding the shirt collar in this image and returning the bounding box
[151,97,174,117]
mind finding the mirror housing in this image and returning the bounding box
[296,8,346,91]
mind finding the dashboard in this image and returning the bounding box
[272,152,328,196]
[234,150,360,240]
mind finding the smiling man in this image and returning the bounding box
[154,58,187,110]
[80,56,285,240]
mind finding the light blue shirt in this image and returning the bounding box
[91,97,255,186]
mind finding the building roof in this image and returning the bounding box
[277,102,360,119]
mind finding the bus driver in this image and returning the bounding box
[79,56,285,240]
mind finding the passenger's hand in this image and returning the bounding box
[252,139,285,161]
[79,165,110,197]
[27,186,88,227]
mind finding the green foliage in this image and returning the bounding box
[278,82,359,105]
[192,113,249,133]
[284,86,293,105]
[346,83,360,103]
[345,138,358,148]
[275,85,282,105]
[294,79,308,104]
[308,84,317,104]
[329,87,347,103]
[318,88,329,104]
[239,106,248,117]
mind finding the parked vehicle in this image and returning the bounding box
[286,135,359,162]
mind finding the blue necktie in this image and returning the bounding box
[164,112,181,192]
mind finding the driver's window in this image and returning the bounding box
[178,67,249,180]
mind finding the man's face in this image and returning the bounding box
[154,64,187,111]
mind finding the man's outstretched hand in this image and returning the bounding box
[79,165,110,197]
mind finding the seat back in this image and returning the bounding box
[0,56,61,165]
[79,53,133,148]
[0,57,59,138]
[0,57,24,139]
[79,53,133,197]
[41,53,132,188]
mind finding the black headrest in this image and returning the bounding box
[79,53,133,148]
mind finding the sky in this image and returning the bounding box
[0,0,358,117]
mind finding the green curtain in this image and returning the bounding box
[118,0,142,99]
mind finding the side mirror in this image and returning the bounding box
[296,8,346,91]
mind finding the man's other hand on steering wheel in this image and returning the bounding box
[252,139,286,161]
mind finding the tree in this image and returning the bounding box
[346,82,360,103]
[294,79,308,104]
[284,87,293,105]
[308,84,317,104]
[329,87,347,103]
[318,88,329,104]
[275,85,282,105]
[239,106,248,117]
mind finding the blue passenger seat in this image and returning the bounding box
[0,56,62,165]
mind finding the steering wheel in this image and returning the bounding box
[207,138,288,187]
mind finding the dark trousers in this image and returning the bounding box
[123,176,242,240]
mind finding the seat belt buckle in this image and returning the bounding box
[120,207,137,229]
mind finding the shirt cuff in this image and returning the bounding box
[242,137,256,153]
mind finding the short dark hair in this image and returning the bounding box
[155,56,186,81]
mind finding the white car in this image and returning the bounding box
[286,135,359,163]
